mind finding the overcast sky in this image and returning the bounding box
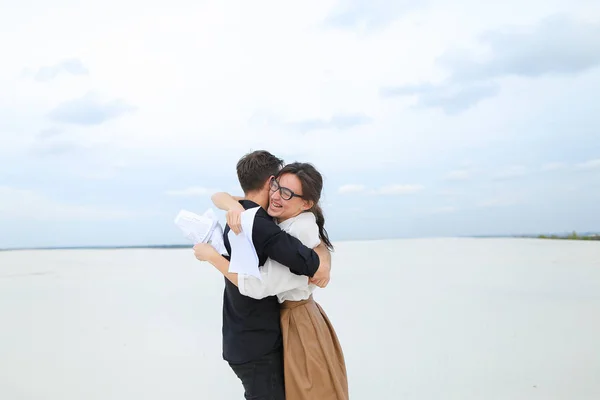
[1,0,600,248]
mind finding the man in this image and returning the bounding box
[197,150,331,400]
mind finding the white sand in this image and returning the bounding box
[1,238,599,399]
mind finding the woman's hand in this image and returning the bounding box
[193,243,219,262]
[227,206,244,235]
[210,192,245,234]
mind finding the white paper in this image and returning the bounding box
[174,209,228,255]
[207,222,227,256]
[227,206,261,280]
[174,209,214,243]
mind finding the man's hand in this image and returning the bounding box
[310,243,331,288]
[193,243,219,263]
[226,204,245,235]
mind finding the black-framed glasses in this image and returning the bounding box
[270,177,303,201]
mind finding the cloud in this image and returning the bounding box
[24,58,89,82]
[541,162,567,172]
[287,113,372,132]
[492,165,528,180]
[338,184,366,194]
[443,15,600,82]
[428,206,457,215]
[444,169,472,181]
[165,187,219,197]
[0,186,136,220]
[382,15,600,114]
[48,92,136,126]
[575,159,600,170]
[437,189,463,198]
[30,127,94,157]
[323,0,423,31]
[373,184,424,195]
[30,139,87,157]
[477,198,523,208]
[339,183,425,195]
[380,83,434,97]
[339,183,424,195]
[381,82,500,114]
[37,128,63,138]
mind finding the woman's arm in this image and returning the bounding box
[211,192,245,234]
[211,192,244,211]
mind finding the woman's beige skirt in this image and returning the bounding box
[280,296,349,400]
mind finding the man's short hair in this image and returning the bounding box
[236,150,284,193]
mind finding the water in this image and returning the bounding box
[1,238,599,399]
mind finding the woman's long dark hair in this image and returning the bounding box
[277,162,334,251]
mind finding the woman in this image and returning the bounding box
[194,162,349,400]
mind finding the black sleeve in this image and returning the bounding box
[252,214,320,277]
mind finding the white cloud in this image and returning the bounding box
[165,187,219,197]
[338,184,366,194]
[373,184,424,195]
[340,183,425,196]
[0,186,138,220]
[429,206,458,214]
[444,169,471,181]
[477,198,523,208]
[437,189,463,198]
[541,162,568,171]
[493,165,529,180]
[575,159,600,170]
[23,58,89,82]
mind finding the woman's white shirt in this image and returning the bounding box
[237,212,320,303]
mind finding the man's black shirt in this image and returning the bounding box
[221,200,320,364]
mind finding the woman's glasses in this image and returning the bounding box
[270,178,303,201]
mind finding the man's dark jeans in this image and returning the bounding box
[229,348,285,400]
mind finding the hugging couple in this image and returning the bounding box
[193,150,349,400]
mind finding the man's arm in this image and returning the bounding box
[194,244,239,286]
[194,242,311,298]
[254,215,326,279]
[210,195,332,287]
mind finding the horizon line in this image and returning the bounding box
[2,231,598,251]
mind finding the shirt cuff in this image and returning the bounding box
[237,274,247,295]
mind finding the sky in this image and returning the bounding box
[1,0,600,248]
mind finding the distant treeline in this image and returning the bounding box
[535,231,600,241]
